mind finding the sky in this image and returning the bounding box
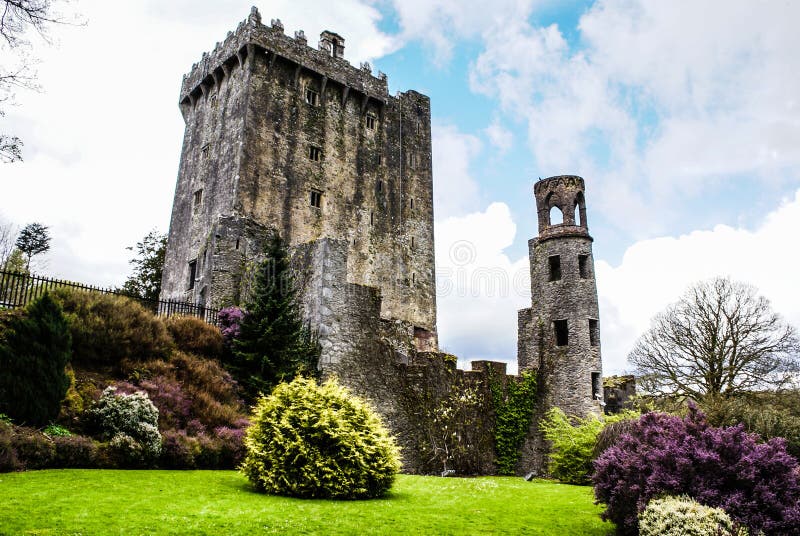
[2,0,800,375]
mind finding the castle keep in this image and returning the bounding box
[160,7,437,362]
[162,8,605,475]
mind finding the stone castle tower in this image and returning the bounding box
[517,175,603,418]
[160,7,438,361]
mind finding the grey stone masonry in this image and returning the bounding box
[518,175,604,419]
[161,6,437,350]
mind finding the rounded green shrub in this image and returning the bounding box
[639,496,742,536]
[241,376,400,499]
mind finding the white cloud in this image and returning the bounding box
[435,202,530,373]
[469,0,800,233]
[432,122,482,218]
[1,0,396,286]
[485,119,513,154]
[596,188,800,374]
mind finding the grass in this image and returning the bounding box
[0,470,614,535]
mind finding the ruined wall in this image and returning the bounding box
[161,7,436,341]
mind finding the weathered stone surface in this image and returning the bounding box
[161,8,436,344]
[517,175,604,473]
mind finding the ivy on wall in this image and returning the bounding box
[488,369,537,475]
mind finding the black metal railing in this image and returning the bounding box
[0,270,219,325]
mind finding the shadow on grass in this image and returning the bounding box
[229,474,409,503]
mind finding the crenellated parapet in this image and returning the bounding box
[179,6,389,114]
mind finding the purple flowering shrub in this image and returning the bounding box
[593,404,800,535]
[218,306,244,345]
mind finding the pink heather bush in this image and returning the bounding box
[593,404,800,535]
[218,306,244,344]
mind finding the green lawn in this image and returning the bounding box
[0,470,613,535]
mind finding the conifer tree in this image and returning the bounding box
[231,235,319,399]
[0,293,72,425]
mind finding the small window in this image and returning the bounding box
[412,273,416,284]
[589,319,599,346]
[193,189,203,215]
[235,238,240,250]
[308,146,322,161]
[310,190,322,208]
[591,372,602,400]
[410,198,414,210]
[410,237,415,248]
[305,87,319,106]
[370,211,374,226]
[365,113,376,129]
[408,152,418,169]
[188,260,197,290]
[554,320,568,346]
[201,144,210,158]
[548,255,561,281]
[377,180,383,193]
[377,154,383,165]
[210,94,217,109]
[579,254,590,279]
[550,206,564,225]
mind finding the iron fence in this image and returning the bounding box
[0,270,219,325]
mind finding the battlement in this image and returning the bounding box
[179,6,389,109]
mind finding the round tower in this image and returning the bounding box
[522,175,603,417]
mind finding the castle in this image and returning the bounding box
[161,7,604,474]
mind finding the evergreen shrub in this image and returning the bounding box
[52,435,98,468]
[164,316,224,359]
[0,293,72,426]
[11,428,55,470]
[638,496,742,536]
[593,405,800,535]
[51,289,171,367]
[88,386,161,466]
[241,376,400,499]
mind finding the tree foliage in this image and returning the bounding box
[593,405,800,535]
[241,376,400,499]
[629,277,800,398]
[539,407,636,485]
[230,235,319,399]
[120,229,166,301]
[0,293,72,426]
[14,221,50,270]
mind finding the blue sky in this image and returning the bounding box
[3,0,800,375]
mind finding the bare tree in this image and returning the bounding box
[1,0,80,162]
[629,277,800,399]
[0,215,17,268]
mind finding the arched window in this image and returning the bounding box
[550,205,564,225]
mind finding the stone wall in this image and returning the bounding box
[161,7,436,343]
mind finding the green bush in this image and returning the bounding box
[88,386,161,466]
[164,316,224,359]
[11,427,56,470]
[242,376,400,499]
[0,293,72,426]
[540,407,636,485]
[639,496,743,536]
[51,289,172,368]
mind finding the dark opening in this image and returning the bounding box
[377,180,383,193]
[201,144,210,158]
[193,189,203,215]
[305,87,319,106]
[589,319,599,346]
[365,113,376,129]
[410,237,414,248]
[310,190,322,208]
[410,198,414,210]
[579,254,590,279]
[308,146,322,161]
[591,372,602,400]
[370,212,374,225]
[235,238,240,250]
[188,260,197,290]
[548,255,561,281]
[412,272,416,284]
[554,319,568,346]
